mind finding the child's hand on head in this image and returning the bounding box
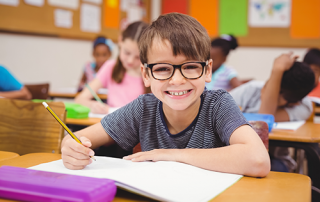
[273,52,299,72]
[90,102,109,114]
[61,136,95,170]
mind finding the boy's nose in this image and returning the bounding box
[169,69,186,85]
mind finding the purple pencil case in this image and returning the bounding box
[0,166,117,202]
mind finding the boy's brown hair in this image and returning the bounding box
[139,13,210,65]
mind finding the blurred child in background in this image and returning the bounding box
[78,36,114,91]
[75,21,149,114]
[206,35,241,91]
[230,53,315,172]
[303,48,320,97]
[0,65,31,100]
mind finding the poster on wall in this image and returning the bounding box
[80,3,101,33]
[0,0,19,6]
[24,0,44,7]
[48,0,79,10]
[54,9,73,28]
[248,0,291,27]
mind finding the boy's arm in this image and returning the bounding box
[124,125,270,177]
[61,123,115,170]
[258,53,297,121]
[0,86,32,100]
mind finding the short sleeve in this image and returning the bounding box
[96,60,116,88]
[227,69,238,81]
[213,91,249,145]
[285,97,313,121]
[0,66,23,91]
[100,96,143,151]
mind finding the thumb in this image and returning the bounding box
[80,136,92,147]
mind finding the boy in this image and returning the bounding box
[61,13,270,177]
[229,53,315,171]
[0,65,31,100]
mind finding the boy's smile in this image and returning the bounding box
[141,38,212,113]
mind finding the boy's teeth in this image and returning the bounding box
[169,90,188,96]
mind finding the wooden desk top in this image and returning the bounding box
[49,92,107,100]
[0,151,19,162]
[0,153,311,202]
[66,117,102,126]
[270,122,320,143]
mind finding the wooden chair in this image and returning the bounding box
[25,83,49,99]
[133,120,269,153]
[0,99,66,155]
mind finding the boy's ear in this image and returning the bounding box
[205,59,213,83]
[141,64,151,87]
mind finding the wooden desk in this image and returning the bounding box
[269,122,320,194]
[270,122,320,143]
[0,151,19,162]
[49,92,107,100]
[66,117,102,126]
[0,153,311,202]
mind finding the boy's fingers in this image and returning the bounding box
[67,138,94,157]
[80,136,92,147]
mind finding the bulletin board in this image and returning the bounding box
[0,0,150,41]
[162,0,320,49]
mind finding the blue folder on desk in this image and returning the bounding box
[242,113,274,132]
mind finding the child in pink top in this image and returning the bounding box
[75,21,149,113]
[96,59,144,107]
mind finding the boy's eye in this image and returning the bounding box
[183,65,199,69]
[153,66,172,72]
[154,67,170,72]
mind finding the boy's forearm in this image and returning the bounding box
[174,146,270,177]
[259,69,284,115]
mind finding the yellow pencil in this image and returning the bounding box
[42,102,96,161]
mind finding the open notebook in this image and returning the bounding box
[30,156,242,202]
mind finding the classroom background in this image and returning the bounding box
[0,0,319,91]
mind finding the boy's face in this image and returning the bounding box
[141,39,212,112]
[310,64,320,86]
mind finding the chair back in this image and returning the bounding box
[249,121,269,149]
[25,83,49,99]
[0,99,66,155]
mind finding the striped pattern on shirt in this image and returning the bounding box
[101,89,249,151]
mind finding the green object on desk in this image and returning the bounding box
[32,100,90,119]
[64,103,90,119]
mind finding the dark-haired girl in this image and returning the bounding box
[206,35,241,91]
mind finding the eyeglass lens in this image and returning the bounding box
[152,63,203,80]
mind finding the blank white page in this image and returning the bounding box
[30,156,242,202]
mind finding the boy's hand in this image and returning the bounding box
[91,102,109,114]
[123,149,179,162]
[273,52,298,72]
[61,136,95,170]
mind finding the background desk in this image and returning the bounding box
[0,151,19,162]
[270,122,320,196]
[49,92,107,100]
[66,117,101,126]
[0,153,311,202]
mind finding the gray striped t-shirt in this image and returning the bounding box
[101,89,249,151]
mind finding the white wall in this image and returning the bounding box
[226,47,308,81]
[0,32,309,91]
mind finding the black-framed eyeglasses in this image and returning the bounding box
[144,61,208,80]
